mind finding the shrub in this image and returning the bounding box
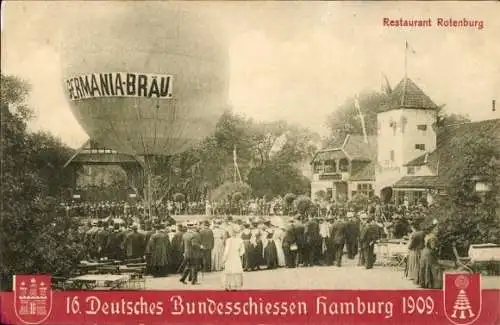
[173,192,185,202]
[294,195,313,217]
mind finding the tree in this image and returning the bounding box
[283,193,297,215]
[1,74,85,290]
[173,193,186,203]
[247,161,310,199]
[349,193,370,212]
[314,190,327,202]
[210,181,252,202]
[294,195,313,217]
[434,132,499,259]
[324,91,387,145]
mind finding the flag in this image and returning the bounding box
[405,40,416,54]
[382,73,392,95]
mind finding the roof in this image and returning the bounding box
[343,135,377,160]
[406,118,500,166]
[64,139,142,168]
[392,176,445,189]
[312,149,347,163]
[381,78,438,111]
[402,118,500,186]
[311,134,377,163]
[350,161,376,181]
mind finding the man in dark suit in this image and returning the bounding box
[330,215,347,267]
[304,216,321,266]
[122,225,145,260]
[179,223,202,284]
[199,221,214,272]
[360,217,382,269]
[171,224,186,273]
[293,216,306,267]
[282,220,297,268]
[345,214,360,260]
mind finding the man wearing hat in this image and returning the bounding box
[292,215,306,267]
[122,225,144,260]
[179,222,202,285]
[199,220,214,273]
[304,216,321,267]
[170,224,185,273]
[282,219,297,268]
[95,221,109,260]
[145,223,170,277]
[345,213,360,260]
[360,217,381,269]
[330,214,347,267]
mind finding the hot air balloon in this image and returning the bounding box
[60,3,229,216]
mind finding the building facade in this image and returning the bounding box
[310,135,376,202]
[310,77,500,205]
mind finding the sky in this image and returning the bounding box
[2,1,499,149]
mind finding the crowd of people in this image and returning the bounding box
[75,198,442,290]
[62,197,285,218]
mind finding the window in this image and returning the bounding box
[339,159,349,172]
[408,166,415,175]
[390,150,395,162]
[415,144,426,151]
[417,124,427,131]
[313,162,323,173]
[326,188,333,200]
[324,160,336,173]
[356,183,374,197]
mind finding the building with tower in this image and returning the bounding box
[375,77,439,203]
[311,77,500,205]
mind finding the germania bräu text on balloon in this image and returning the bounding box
[65,72,173,101]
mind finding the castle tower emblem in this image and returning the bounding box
[444,273,482,325]
[13,275,53,324]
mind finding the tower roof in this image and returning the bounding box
[382,77,439,111]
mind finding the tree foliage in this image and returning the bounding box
[434,132,499,259]
[293,195,313,217]
[210,181,252,202]
[324,91,387,145]
[144,110,318,202]
[173,193,186,203]
[1,74,84,290]
[314,190,327,202]
[247,161,310,199]
[349,193,370,212]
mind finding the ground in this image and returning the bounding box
[145,258,500,290]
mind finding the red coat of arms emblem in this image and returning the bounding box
[443,273,482,325]
[14,275,53,324]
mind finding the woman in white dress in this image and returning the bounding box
[223,227,245,291]
[211,221,227,271]
[272,226,286,267]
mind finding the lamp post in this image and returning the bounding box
[472,176,492,215]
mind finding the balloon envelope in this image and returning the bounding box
[60,4,229,156]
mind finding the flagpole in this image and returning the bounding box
[403,41,408,106]
[404,40,408,80]
[355,94,368,144]
[233,145,242,183]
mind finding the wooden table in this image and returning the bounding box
[66,274,130,290]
